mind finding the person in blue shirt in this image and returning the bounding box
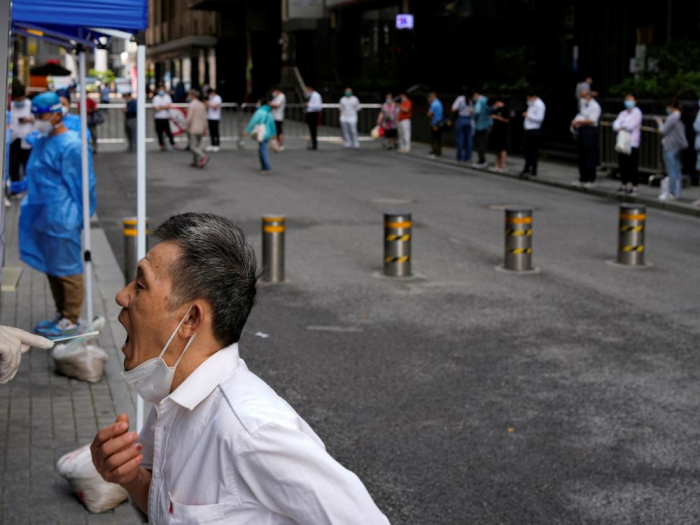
[427,92,444,158]
[245,94,278,173]
[123,92,137,152]
[58,96,92,144]
[471,91,493,168]
[19,92,97,339]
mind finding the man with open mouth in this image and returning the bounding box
[90,212,389,524]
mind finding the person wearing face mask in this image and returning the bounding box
[521,91,546,178]
[153,83,178,152]
[9,84,34,188]
[19,92,97,339]
[339,87,361,149]
[269,87,287,151]
[377,92,398,150]
[89,213,390,524]
[571,88,601,188]
[397,91,413,153]
[57,96,93,145]
[471,90,493,168]
[305,85,322,150]
[656,99,688,201]
[612,94,643,195]
[185,89,209,168]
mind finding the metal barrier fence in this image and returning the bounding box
[77,102,383,145]
[599,113,664,176]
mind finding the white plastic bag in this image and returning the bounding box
[57,445,129,513]
[252,123,266,142]
[615,129,632,154]
[52,317,107,383]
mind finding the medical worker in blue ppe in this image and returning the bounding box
[19,91,97,339]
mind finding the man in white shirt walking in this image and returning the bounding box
[90,213,390,525]
[571,88,602,188]
[205,87,222,152]
[306,85,322,150]
[339,87,361,149]
[270,87,286,150]
[9,84,34,188]
[153,84,178,151]
[520,91,546,178]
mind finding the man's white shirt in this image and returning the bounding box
[139,343,389,524]
[524,97,546,130]
[307,91,322,112]
[271,93,286,121]
[339,96,360,123]
[153,94,172,119]
[207,94,222,120]
[575,98,602,127]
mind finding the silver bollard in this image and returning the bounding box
[617,204,646,266]
[384,213,412,277]
[262,215,285,282]
[123,217,149,285]
[504,208,533,271]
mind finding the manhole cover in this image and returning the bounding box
[370,197,415,205]
[487,204,536,211]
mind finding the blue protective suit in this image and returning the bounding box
[19,130,97,276]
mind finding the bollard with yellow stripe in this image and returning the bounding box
[262,215,285,282]
[123,217,149,285]
[503,208,534,271]
[384,213,412,277]
[617,204,646,266]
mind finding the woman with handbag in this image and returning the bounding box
[245,95,278,174]
[612,94,643,195]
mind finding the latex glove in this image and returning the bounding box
[0,326,53,384]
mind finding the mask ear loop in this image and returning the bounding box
[173,333,197,369]
[159,304,195,359]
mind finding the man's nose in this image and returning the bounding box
[115,283,132,309]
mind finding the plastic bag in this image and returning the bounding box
[52,316,107,383]
[615,129,632,154]
[370,125,384,139]
[252,123,266,142]
[57,445,129,513]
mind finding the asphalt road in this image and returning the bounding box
[94,141,700,525]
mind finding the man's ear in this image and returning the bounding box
[180,303,205,337]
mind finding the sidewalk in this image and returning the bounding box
[0,202,139,524]
[405,142,700,218]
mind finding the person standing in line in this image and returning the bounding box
[488,99,510,172]
[78,96,100,153]
[100,83,110,104]
[521,91,546,178]
[305,85,322,150]
[427,92,444,159]
[471,90,492,168]
[612,94,643,195]
[9,84,33,187]
[205,87,222,153]
[657,99,688,201]
[571,88,602,188]
[693,99,700,206]
[246,95,278,174]
[378,93,398,150]
[270,87,287,151]
[339,87,360,149]
[451,88,473,162]
[20,92,96,339]
[153,83,178,151]
[123,92,137,153]
[397,91,413,153]
[185,90,209,169]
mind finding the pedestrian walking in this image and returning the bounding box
[20,92,96,339]
[9,84,33,186]
[657,99,688,201]
[185,90,210,169]
[571,88,601,188]
[451,88,473,162]
[78,96,101,153]
[427,92,444,158]
[339,87,360,149]
[693,99,700,206]
[270,87,287,150]
[305,85,322,150]
[153,83,178,151]
[123,92,137,152]
[520,92,546,178]
[246,95,278,173]
[488,99,510,172]
[471,90,492,167]
[612,94,642,195]
[397,91,413,153]
[378,93,398,149]
[205,87,222,152]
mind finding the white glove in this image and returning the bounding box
[0,326,53,384]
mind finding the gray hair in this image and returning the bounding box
[154,213,258,346]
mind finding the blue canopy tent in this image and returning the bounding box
[8,0,149,429]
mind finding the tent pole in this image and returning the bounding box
[135,37,147,432]
[77,48,93,323]
[0,0,11,272]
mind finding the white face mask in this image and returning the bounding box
[121,305,197,404]
[35,119,54,136]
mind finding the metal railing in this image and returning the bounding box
[599,113,664,175]
[76,102,383,146]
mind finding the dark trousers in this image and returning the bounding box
[455,117,472,161]
[430,127,443,156]
[88,124,98,153]
[474,129,489,164]
[9,139,30,182]
[306,112,319,149]
[577,126,599,182]
[125,117,136,151]
[208,119,220,146]
[523,129,540,174]
[618,148,639,186]
[155,118,175,147]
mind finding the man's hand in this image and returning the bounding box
[91,414,143,485]
[0,326,52,384]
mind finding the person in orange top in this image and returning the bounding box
[397,91,413,153]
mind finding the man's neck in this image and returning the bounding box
[170,334,225,393]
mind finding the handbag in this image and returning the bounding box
[89,110,105,126]
[252,123,266,142]
[615,129,632,155]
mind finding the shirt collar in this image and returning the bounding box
[168,343,241,411]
